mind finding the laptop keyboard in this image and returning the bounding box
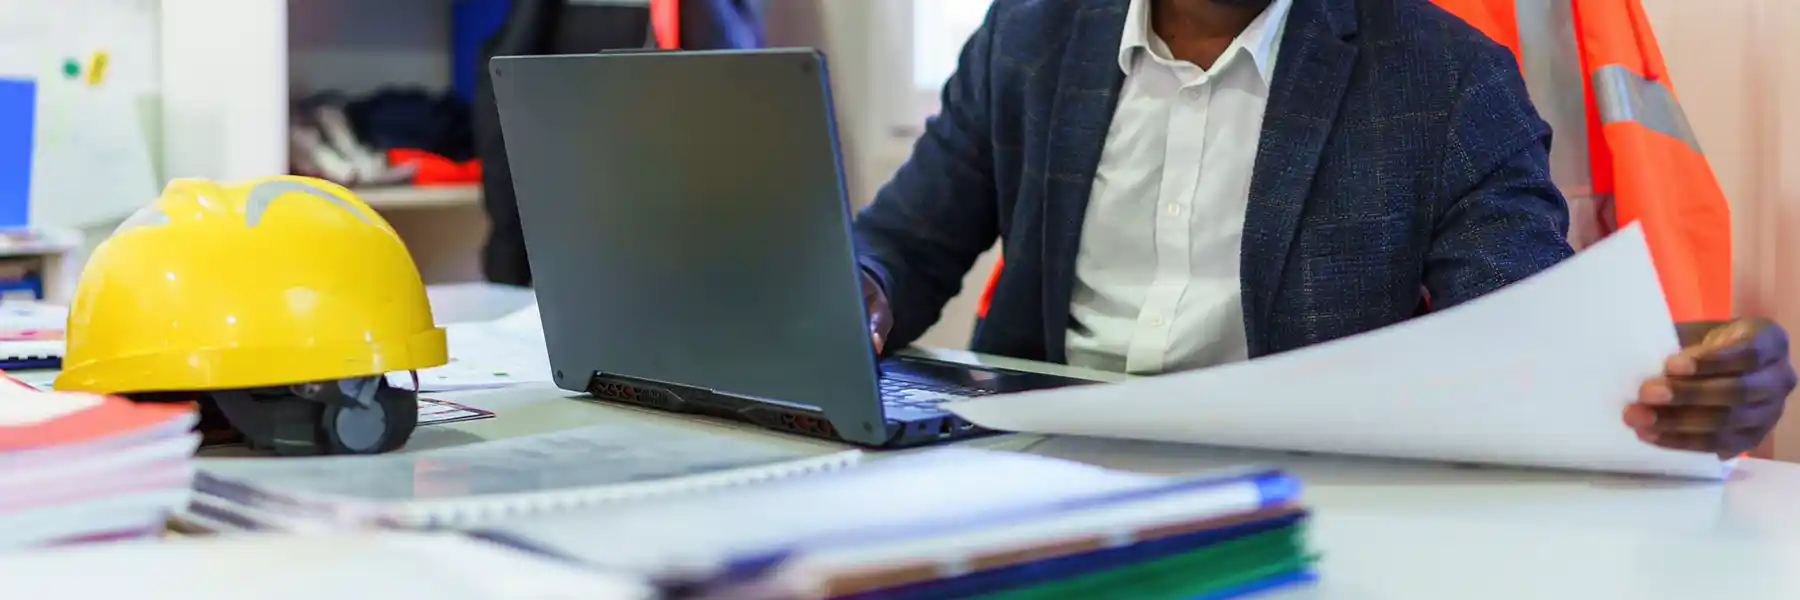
[879,377,995,413]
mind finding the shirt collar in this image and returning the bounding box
[1117,0,1293,83]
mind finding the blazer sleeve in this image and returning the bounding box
[1422,46,1576,310]
[851,6,1002,349]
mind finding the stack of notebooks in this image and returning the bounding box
[0,378,198,548]
[186,421,1316,599]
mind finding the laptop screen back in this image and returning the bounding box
[489,49,889,444]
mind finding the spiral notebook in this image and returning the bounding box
[190,421,860,531]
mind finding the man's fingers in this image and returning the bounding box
[1658,365,1797,406]
[869,310,893,345]
[1642,430,1715,453]
[1622,404,1657,429]
[1638,379,1673,405]
[1632,397,1785,458]
[1671,319,1787,378]
[1641,428,1753,458]
[1645,405,1728,434]
[1655,431,1756,459]
[1638,402,1783,434]
[1677,343,1775,379]
[860,270,893,354]
[1661,375,1745,406]
[1725,396,1788,431]
[867,309,892,354]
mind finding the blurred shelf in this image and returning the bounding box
[354,184,482,210]
[0,227,82,259]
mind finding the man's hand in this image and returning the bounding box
[862,270,894,354]
[1626,319,1796,458]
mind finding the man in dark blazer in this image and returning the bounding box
[852,0,1794,458]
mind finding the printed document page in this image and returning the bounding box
[946,225,1731,479]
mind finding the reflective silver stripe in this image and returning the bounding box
[1592,63,1703,153]
[111,203,171,236]
[244,179,372,227]
[1515,0,1595,219]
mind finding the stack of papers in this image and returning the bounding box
[0,380,198,548]
[0,532,656,600]
[396,303,552,392]
[472,448,1316,599]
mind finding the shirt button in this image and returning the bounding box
[1147,315,1167,328]
[1165,203,1183,217]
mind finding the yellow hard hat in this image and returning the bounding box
[55,175,448,395]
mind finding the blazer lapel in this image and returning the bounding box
[1240,0,1359,356]
[1040,0,1127,362]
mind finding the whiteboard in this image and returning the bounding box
[0,0,160,229]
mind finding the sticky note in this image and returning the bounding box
[0,79,33,228]
[86,52,109,86]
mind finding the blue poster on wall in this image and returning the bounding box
[0,78,33,229]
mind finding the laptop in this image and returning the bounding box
[489,48,1095,448]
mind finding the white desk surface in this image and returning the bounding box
[410,284,1800,599]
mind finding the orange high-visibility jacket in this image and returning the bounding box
[975,0,1732,323]
[1434,0,1731,321]
[651,0,680,48]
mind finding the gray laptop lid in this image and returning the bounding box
[488,49,888,445]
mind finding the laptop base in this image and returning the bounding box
[583,355,1091,448]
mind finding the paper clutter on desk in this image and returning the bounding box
[0,384,198,549]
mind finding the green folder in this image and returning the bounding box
[970,524,1317,600]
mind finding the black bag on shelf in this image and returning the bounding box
[473,0,764,287]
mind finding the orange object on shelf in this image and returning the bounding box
[387,148,482,185]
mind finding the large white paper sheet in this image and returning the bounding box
[946,224,1732,480]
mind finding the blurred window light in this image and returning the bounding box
[911,0,993,90]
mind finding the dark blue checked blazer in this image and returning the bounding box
[853,0,1575,364]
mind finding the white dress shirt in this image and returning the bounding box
[1065,0,1292,374]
